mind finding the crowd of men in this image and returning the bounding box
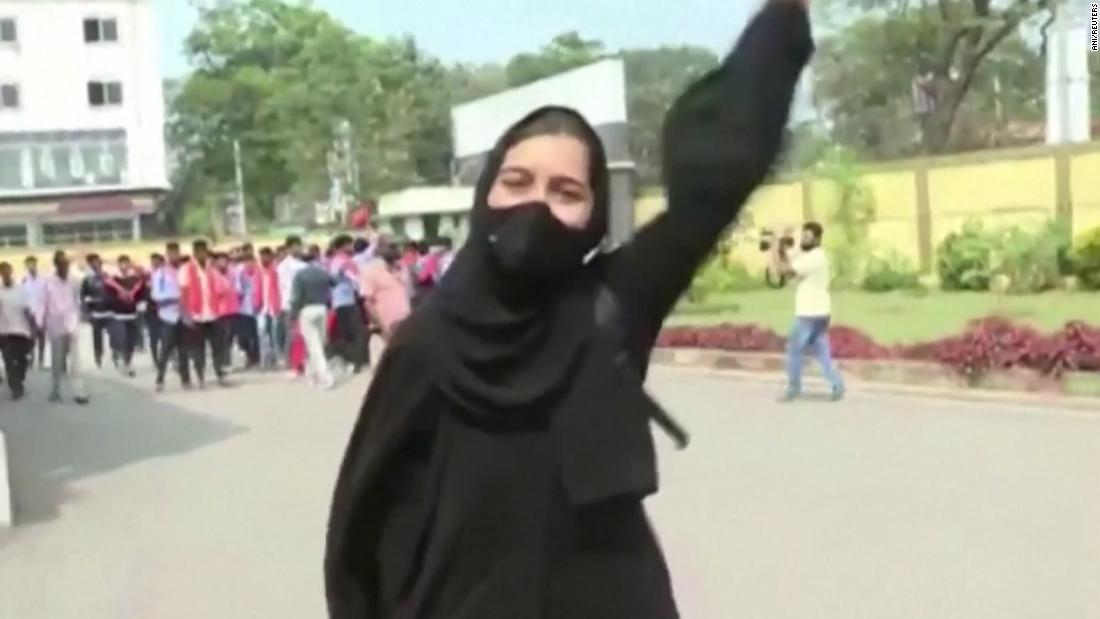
[0,232,456,403]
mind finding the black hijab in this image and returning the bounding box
[429,106,611,420]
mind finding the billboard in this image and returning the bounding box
[450,59,630,177]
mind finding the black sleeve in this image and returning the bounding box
[603,0,814,358]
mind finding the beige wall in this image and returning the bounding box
[637,142,1100,273]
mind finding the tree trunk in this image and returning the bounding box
[919,76,972,154]
[920,103,956,154]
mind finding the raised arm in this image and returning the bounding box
[603,0,814,355]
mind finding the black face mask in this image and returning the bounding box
[481,201,595,280]
[800,240,818,252]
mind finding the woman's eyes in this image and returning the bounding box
[498,174,587,203]
[499,175,529,189]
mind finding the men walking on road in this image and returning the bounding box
[105,255,144,377]
[358,237,410,342]
[35,251,89,404]
[328,234,367,374]
[179,240,228,388]
[0,261,34,399]
[151,243,191,392]
[144,254,165,368]
[776,222,845,402]
[80,254,113,369]
[213,252,239,372]
[231,248,261,369]
[289,255,334,389]
[277,236,308,371]
[254,246,283,370]
[22,255,46,369]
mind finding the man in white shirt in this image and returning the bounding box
[778,222,845,401]
[275,235,308,368]
[0,261,34,399]
[21,255,46,369]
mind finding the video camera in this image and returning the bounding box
[758,227,796,289]
[758,228,795,253]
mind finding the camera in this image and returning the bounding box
[758,228,795,253]
[759,227,796,289]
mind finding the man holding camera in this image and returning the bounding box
[772,221,845,402]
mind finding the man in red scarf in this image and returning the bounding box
[178,239,229,388]
[253,246,282,370]
[213,252,240,371]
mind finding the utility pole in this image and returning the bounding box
[1047,0,1091,144]
[1058,6,1071,144]
[232,139,248,235]
[326,119,355,225]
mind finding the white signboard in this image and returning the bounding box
[451,59,628,158]
[1046,2,1092,144]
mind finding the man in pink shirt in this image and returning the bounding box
[358,238,411,341]
[34,251,89,404]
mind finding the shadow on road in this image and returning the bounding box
[0,370,246,528]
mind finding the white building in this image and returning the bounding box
[375,186,474,243]
[0,0,167,248]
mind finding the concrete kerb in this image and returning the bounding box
[652,348,1100,413]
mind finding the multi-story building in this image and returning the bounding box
[0,0,167,248]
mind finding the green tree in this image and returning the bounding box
[622,46,719,184]
[504,32,606,87]
[818,0,1055,156]
[816,147,877,285]
[166,0,450,230]
[447,62,509,105]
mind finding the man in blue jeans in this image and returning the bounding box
[777,222,845,401]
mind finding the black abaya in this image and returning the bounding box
[325,3,814,618]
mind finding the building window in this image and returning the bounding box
[0,18,16,44]
[42,219,132,246]
[83,18,118,43]
[0,129,129,192]
[87,81,122,107]
[0,83,17,110]
[0,225,27,248]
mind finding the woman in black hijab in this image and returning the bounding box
[326,2,813,617]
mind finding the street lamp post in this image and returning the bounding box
[232,139,248,236]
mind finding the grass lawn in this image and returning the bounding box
[671,289,1100,344]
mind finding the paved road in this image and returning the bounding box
[0,360,1097,619]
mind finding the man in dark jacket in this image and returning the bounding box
[105,254,145,377]
[80,253,112,369]
[289,254,334,389]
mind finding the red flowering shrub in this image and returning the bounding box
[828,325,893,360]
[658,323,784,352]
[659,317,1100,380]
[1042,321,1100,375]
[898,317,1047,380]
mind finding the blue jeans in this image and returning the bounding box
[257,313,285,369]
[785,316,845,396]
